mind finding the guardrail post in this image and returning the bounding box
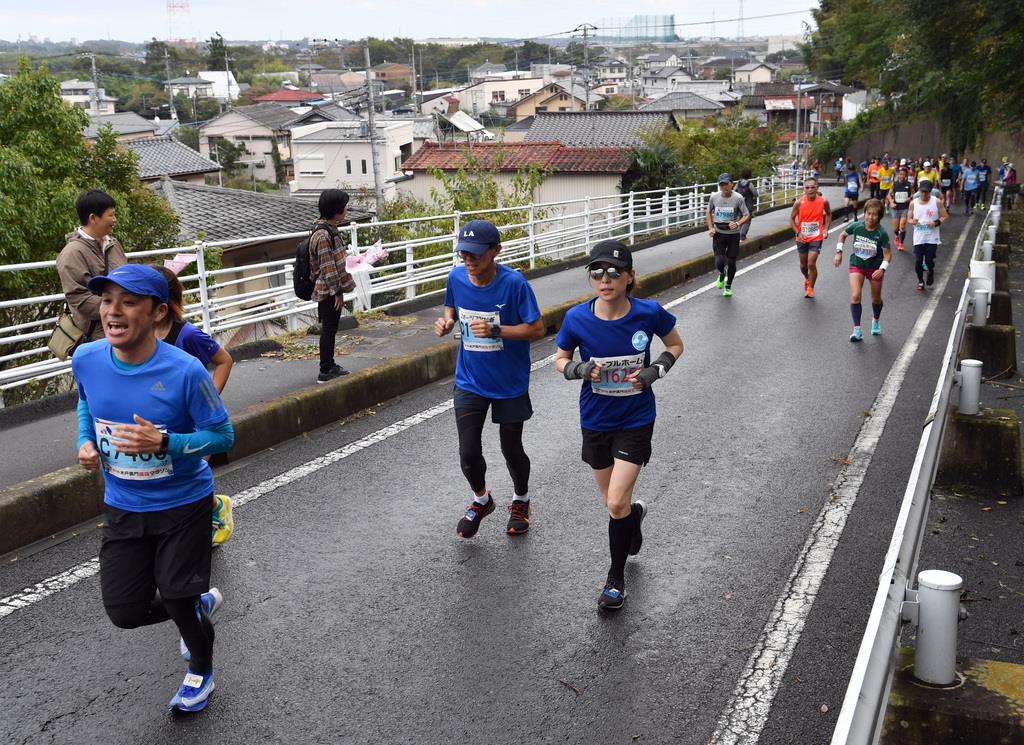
[405,243,415,301]
[584,197,592,253]
[194,242,213,333]
[972,289,989,326]
[913,570,964,686]
[662,188,670,235]
[627,192,635,245]
[959,359,983,414]
[527,203,536,269]
[452,211,461,266]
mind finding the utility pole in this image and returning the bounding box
[224,49,233,107]
[88,53,99,115]
[574,23,597,111]
[164,49,178,120]
[364,44,385,215]
[409,44,418,113]
[794,75,804,165]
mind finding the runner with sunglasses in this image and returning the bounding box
[555,241,684,611]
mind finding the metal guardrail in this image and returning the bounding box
[0,169,810,397]
[830,193,999,744]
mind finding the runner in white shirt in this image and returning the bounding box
[908,179,949,292]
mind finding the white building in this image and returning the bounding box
[289,119,415,199]
[198,70,241,102]
[167,76,215,99]
[455,77,546,116]
[640,67,693,96]
[60,79,117,116]
[733,62,779,85]
[200,103,297,183]
[596,58,630,84]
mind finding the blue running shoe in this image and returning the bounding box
[169,669,214,712]
[598,577,625,611]
[180,588,223,661]
[849,327,863,342]
[871,319,882,336]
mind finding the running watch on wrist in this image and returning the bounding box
[160,432,170,453]
[489,324,501,339]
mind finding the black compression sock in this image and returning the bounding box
[608,513,635,582]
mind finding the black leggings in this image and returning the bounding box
[455,408,530,496]
[106,595,214,674]
[914,244,938,283]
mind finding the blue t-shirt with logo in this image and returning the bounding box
[845,173,861,195]
[556,297,677,432]
[962,167,979,191]
[72,340,229,512]
[977,165,992,183]
[443,263,541,399]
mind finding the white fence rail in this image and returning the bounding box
[830,193,998,744]
[0,170,809,398]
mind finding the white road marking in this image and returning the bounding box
[708,218,974,744]
[663,243,799,310]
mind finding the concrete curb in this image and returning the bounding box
[0,218,807,556]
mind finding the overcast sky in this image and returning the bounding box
[2,0,816,45]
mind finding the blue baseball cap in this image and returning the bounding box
[455,219,501,255]
[87,264,169,303]
[718,172,733,184]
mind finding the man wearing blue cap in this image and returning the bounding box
[434,219,545,538]
[72,264,234,713]
[706,173,751,297]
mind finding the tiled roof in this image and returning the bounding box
[284,102,363,128]
[150,179,372,243]
[83,112,159,139]
[638,92,724,112]
[168,76,213,84]
[754,82,796,96]
[472,62,507,75]
[402,141,630,175]
[123,135,221,180]
[253,89,325,103]
[643,66,687,79]
[524,112,673,148]
[229,103,301,130]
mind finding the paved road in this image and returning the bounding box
[0,188,844,490]
[0,209,980,745]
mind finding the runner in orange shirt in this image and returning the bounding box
[867,158,881,199]
[790,176,832,298]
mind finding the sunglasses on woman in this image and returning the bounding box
[588,266,623,280]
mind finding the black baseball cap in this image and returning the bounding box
[586,240,633,270]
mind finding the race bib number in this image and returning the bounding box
[852,235,879,261]
[940,179,951,187]
[457,308,502,352]
[714,208,735,223]
[916,221,938,239]
[846,178,859,191]
[979,173,988,182]
[94,418,173,481]
[894,191,909,203]
[590,353,644,397]
[801,221,820,237]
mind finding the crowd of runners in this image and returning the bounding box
[57,151,1014,711]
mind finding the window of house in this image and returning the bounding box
[394,156,400,171]
[558,106,569,112]
[518,89,531,98]
[559,94,568,101]
[491,91,506,102]
[346,160,352,174]
[297,156,324,177]
[361,159,367,174]
[536,106,547,113]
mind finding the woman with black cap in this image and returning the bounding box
[555,240,684,611]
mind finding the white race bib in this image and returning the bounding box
[801,221,820,237]
[979,172,988,182]
[714,208,735,223]
[457,308,503,352]
[941,179,951,187]
[94,418,173,481]
[852,235,879,261]
[590,353,644,397]
[894,190,909,203]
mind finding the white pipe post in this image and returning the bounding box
[662,188,670,234]
[973,289,989,327]
[914,570,964,686]
[527,203,536,269]
[627,192,635,245]
[194,242,213,333]
[988,224,997,244]
[452,211,461,266]
[959,359,983,415]
[982,240,993,261]
[584,196,592,253]
[405,244,415,301]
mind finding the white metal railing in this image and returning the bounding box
[831,192,999,744]
[0,169,809,397]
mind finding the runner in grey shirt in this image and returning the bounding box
[706,173,751,297]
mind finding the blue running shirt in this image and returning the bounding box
[556,297,677,431]
[72,340,229,512]
[443,264,541,399]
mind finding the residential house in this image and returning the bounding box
[370,61,413,86]
[167,76,215,99]
[288,119,415,199]
[733,62,779,85]
[123,135,221,184]
[199,103,298,183]
[800,81,858,131]
[435,110,489,144]
[636,52,681,71]
[398,141,631,207]
[695,55,752,80]
[596,58,630,84]
[456,77,546,117]
[252,89,326,107]
[84,112,158,141]
[644,80,742,109]
[501,117,534,143]
[529,63,573,84]
[505,82,605,121]
[842,89,877,122]
[638,91,726,119]
[470,61,507,82]
[283,102,363,130]
[198,70,240,102]
[148,177,371,345]
[640,67,693,97]
[763,95,817,147]
[524,111,677,148]
[60,79,117,116]
[308,70,366,95]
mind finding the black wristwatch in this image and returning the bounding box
[160,432,170,453]
[490,324,502,339]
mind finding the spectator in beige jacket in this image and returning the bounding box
[56,190,128,344]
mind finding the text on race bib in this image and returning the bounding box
[801,221,820,236]
[846,178,859,190]
[590,354,644,397]
[852,235,879,260]
[979,173,988,181]
[94,418,173,481]
[894,191,909,203]
[457,308,503,352]
[941,179,952,187]
[714,209,736,223]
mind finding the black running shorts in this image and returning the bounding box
[712,232,741,260]
[100,495,213,605]
[453,386,533,424]
[581,423,655,470]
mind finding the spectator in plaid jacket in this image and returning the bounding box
[309,189,356,383]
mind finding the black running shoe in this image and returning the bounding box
[598,576,625,611]
[629,500,646,556]
[317,364,349,383]
[457,494,494,538]
[506,500,531,535]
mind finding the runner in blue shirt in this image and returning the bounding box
[72,264,234,713]
[959,161,980,214]
[555,241,684,611]
[976,158,993,208]
[435,220,545,538]
[843,163,861,222]
[948,157,962,205]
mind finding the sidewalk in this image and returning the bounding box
[0,187,844,490]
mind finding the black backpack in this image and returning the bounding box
[293,225,334,301]
[736,179,755,205]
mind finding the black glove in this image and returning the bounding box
[563,359,596,381]
[633,351,677,390]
